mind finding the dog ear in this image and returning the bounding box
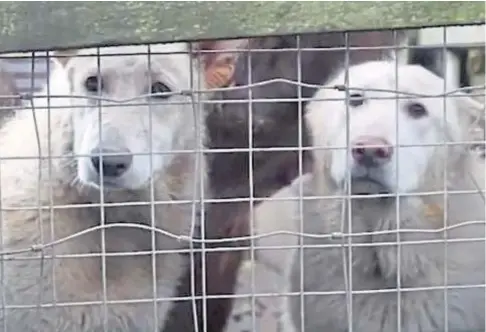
[452,91,485,152]
[454,91,485,131]
[192,39,248,89]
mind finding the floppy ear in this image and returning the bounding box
[452,91,485,152]
[454,91,485,131]
[192,39,248,89]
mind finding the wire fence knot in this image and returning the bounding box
[30,243,44,252]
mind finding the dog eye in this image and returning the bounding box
[151,82,171,99]
[406,102,428,119]
[85,76,103,93]
[348,93,365,107]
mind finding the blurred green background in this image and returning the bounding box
[0,1,484,53]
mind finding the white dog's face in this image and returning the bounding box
[306,61,471,195]
[59,43,200,191]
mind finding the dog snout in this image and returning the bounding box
[351,136,393,168]
[90,147,133,178]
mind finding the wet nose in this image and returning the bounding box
[351,136,393,167]
[90,147,133,178]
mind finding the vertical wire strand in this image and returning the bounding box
[187,42,202,332]
[343,31,354,332]
[246,38,257,332]
[196,47,206,332]
[441,26,450,332]
[31,50,47,327]
[393,28,402,332]
[195,44,205,332]
[147,44,159,331]
[296,34,306,332]
[46,50,58,326]
[95,48,109,332]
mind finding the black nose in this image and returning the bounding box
[90,147,133,178]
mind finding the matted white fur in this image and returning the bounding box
[230,61,485,332]
[224,175,310,332]
[292,62,486,332]
[0,41,243,331]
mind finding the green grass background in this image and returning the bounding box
[0,1,484,53]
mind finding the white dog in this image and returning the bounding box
[0,40,245,331]
[228,61,485,332]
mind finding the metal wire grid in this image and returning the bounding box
[229,27,486,332]
[0,25,483,332]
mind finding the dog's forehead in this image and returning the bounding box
[71,43,191,73]
[340,63,448,104]
[341,62,438,87]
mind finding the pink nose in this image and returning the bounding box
[351,136,393,167]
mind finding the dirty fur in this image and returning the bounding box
[300,62,486,331]
[0,41,232,331]
[224,60,485,332]
[282,61,485,331]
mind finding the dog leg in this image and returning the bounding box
[223,260,296,332]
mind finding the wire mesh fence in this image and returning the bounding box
[0,23,484,332]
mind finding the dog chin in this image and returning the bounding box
[349,177,392,196]
[78,170,135,192]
